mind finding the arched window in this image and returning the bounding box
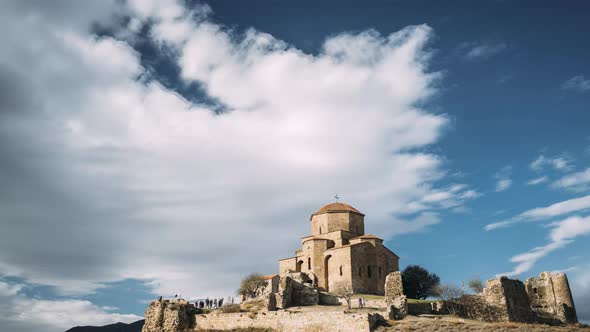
[379,266,382,278]
[339,266,343,276]
[319,227,322,234]
[308,257,311,270]
[356,225,359,234]
[358,266,362,277]
[368,266,372,278]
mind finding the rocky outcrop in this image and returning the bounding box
[142,299,199,332]
[291,279,319,306]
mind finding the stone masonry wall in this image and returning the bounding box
[195,311,376,332]
[384,272,407,320]
[483,277,535,323]
[525,272,577,324]
[142,299,199,332]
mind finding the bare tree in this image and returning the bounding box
[331,282,354,309]
[467,278,484,293]
[433,283,464,316]
[237,274,268,299]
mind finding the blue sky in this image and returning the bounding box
[0,1,589,330]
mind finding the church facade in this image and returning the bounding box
[279,202,399,295]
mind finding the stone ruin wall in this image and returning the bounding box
[525,272,578,324]
[141,271,579,332]
[384,271,407,320]
[482,272,578,325]
[482,276,536,323]
[142,299,199,332]
[195,311,379,332]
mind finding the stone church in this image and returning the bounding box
[279,202,399,295]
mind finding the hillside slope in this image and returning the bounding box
[65,320,144,332]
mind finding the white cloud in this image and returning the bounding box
[562,75,590,92]
[0,281,141,332]
[403,184,481,213]
[552,168,590,192]
[529,154,573,172]
[526,176,548,186]
[499,215,590,277]
[485,194,590,230]
[459,41,507,61]
[495,179,512,192]
[0,0,481,316]
[494,166,512,192]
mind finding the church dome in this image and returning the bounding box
[312,202,365,216]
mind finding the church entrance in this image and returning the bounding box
[323,255,332,291]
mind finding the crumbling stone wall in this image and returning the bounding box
[407,301,446,315]
[525,272,577,324]
[483,276,535,323]
[384,272,403,298]
[384,272,407,320]
[195,310,378,332]
[142,299,199,332]
[275,275,292,309]
[456,294,502,322]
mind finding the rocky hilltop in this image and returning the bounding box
[134,271,583,332]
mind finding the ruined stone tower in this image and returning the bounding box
[524,272,578,324]
[278,202,399,294]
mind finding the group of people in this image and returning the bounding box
[195,297,233,309]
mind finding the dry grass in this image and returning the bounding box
[352,293,385,300]
[219,304,241,313]
[239,298,266,312]
[198,328,274,332]
[407,298,437,303]
[376,315,590,332]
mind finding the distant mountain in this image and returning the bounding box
[65,320,144,332]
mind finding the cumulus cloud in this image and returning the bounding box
[459,41,507,61]
[562,75,590,92]
[0,1,481,329]
[494,166,512,192]
[0,281,141,332]
[552,168,590,192]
